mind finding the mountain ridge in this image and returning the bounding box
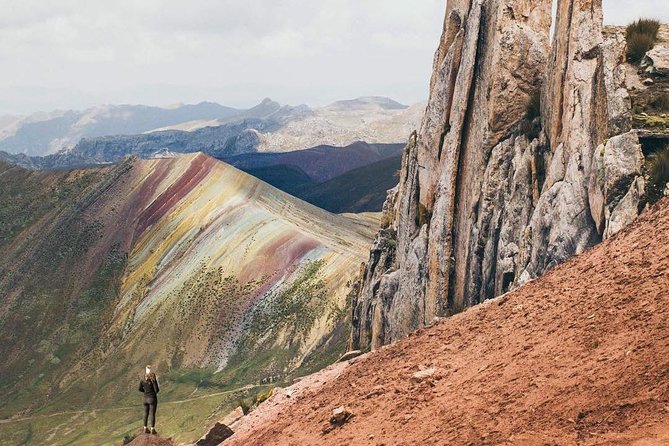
[0,97,421,165]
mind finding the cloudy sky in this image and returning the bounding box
[0,0,667,115]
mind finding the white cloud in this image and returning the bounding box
[0,0,666,114]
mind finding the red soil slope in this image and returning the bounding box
[126,434,174,446]
[224,198,669,445]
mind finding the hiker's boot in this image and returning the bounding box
[144,426,150,434]
[151,427,157,435]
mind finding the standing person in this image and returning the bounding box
[139,365,160,434]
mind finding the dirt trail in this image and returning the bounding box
[0,384,260,425]
[223,198,669,445]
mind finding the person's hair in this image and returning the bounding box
[144,372,157,381]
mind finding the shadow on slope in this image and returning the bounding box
[223,141,403,182]
[301,155,402,213]
[227,143,404,213]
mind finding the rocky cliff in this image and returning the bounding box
[352,0,647,350]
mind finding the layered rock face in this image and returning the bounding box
[351,0,646,350]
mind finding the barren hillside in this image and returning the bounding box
[223,198,669,446]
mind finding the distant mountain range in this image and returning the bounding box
[0,102,240,156]
[0,97,423,167]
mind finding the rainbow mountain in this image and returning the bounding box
[0,153,376,444]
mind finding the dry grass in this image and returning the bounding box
[646,145,669,204]
[650,93,669,112]
[626,18,661,63]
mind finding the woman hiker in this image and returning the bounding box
[139,365,160,434]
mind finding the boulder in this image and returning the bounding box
[221,406,245,428]
[411,368,436,382]
[588,131,645,238]
[337,350,363,362]
[124,434,174,446]
[606,176,645,238]
[195,422,234,446]
[641,46,669,75]
[330,406,353,425]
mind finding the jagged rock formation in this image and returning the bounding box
[351,0,646,350]
[195,422,234,446]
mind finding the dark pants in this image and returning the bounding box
[143,398,157,427]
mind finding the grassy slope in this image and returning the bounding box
[302,155,402,213]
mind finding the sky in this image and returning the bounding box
[0,0,667,115]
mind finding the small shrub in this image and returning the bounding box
[627,32,656,62]
[646,145,669,204]
[238,399,252,415]
[380,212,393,228]
[253,387,274,406]
[626,18,661,40]
[650,93,669,112]
[626,18,661,63]
[123,433,136,444]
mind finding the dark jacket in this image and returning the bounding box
[139,378,160,402]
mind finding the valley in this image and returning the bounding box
[225,141,404,212]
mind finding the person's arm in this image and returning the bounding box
[139,380,144,392]
[153,379,159,394]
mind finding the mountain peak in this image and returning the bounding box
[325,96,408,112]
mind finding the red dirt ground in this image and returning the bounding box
[223,198,669,446]
[126,433,174,446]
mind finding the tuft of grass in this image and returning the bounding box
[634,114,669,129]
[646,145,669,204]
[627,33,657,63]
[253,387,274,406]
[626,18,661,63]
[650,93,669,112]
[626,18,661,40]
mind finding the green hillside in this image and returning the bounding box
[303,155,402,213]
